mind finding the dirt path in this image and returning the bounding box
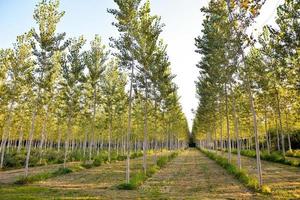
[139,149,260,199]
[217,151,300,199]
[0,162,79,185]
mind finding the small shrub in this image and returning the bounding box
[130,151,143,159]
[110,152,118,161]
[130,172,147,186]
[117,182,137,190]
[262,185,272,194]
[156,156,168,168]
[286,150,300,158]
[117,155,127,161]
[15,172,51,185]
[53,167,72,176]
[168,152,178,161]
[146,165,159,177]
[15,167,72,185]
[117,171,146,190]
[68,150,83,161]
[93,157,102,167]
[81,162,93,169]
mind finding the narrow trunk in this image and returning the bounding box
[232,90,241,169]
[57,124,62,152]
[275,88,285,157]
[108,113,112,163]
[219,101,223,152]
[63,115,72,168]
[126,64,134,184]
[248,83,263,186]
[275,116,280,151]
[17,126,24,153]
[83,128,87,158]
[143,75,148,174]
[225,84,231,162]
[285,111,292,151]
[264,104,270,155]
[0,102,14,169]
[89,89,97,161]
[39,106,50,152]
[25,108,38,176]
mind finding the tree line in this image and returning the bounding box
[192,0,299,187]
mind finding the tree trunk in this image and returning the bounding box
[0,102,14,169]
[63,115,72,168]
[143,75,148,174]
[108,114,112,163]
[89,88,97,161]
[264,104,270,155]
[275,116,281,151]
[17,126,24,153]
[285,111,292,151]
[275,88,285,157]
[83,128,87,158]
[232,90,241,169]
[225,84,231,162]
[57,125,62,152]
[39,106,50,153]
[219,101,223,152]
[25,107,38,176]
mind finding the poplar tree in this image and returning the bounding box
[84,35,108,161]
[0,34,33,168]
[101,60,127,162]
[25,0,68,176]
[60,36,86,168]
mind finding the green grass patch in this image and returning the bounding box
[225,149,300,167]
[118,151,179,190]
[117,171,147,190]
[14,167,73,185]
[286,150,300,158]
[199,148,271,194]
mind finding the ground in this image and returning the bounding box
[215,151,300,199]
[0,149,299,199]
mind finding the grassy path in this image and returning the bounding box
[139,149,259,199]
[216,151,300,199]
[0,150,280,199]
[0,162,79,185]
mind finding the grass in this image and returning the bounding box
[199,148,271,194]
[15,167,73,185]
[117,151,179,190]
[286,149,300,158]
[229,149,300,167]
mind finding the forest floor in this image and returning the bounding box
[215,150,300,199]
[0,149,297,199]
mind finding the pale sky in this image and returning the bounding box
[0,0,283,130]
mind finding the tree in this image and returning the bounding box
[60,36,86,167]
[101,60,127,162]
[0,33,33,168]
[24,0,69,176]
[108,0,141,183]
[84,35,108,162]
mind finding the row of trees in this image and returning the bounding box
[192,0,299,187]
[0,0,189,181]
